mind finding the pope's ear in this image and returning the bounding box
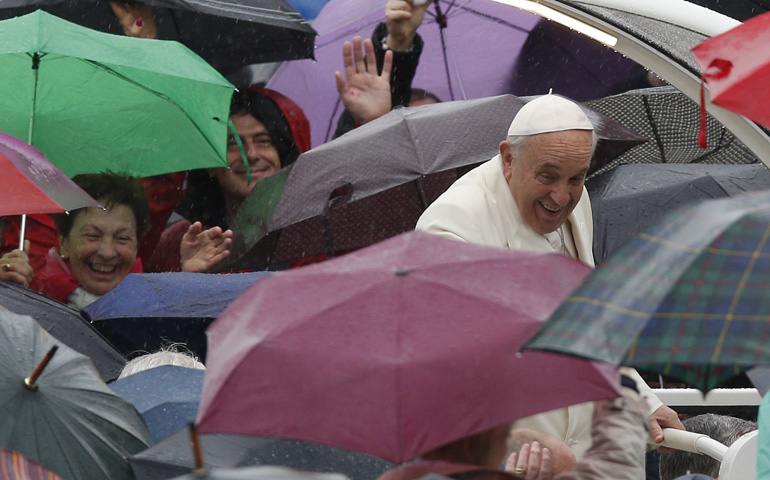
[500,140,512,164]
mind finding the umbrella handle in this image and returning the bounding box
[18,214,26,250]
[188,422,207,474]
[24,345,58,391]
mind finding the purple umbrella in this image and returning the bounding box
[267,0,636,146]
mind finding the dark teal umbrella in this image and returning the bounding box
[526,190,770,391]
[0,309,151,480]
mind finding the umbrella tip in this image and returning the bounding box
[395,268,410,276]
[23,344,58,391]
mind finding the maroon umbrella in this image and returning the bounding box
[197,232,621,464]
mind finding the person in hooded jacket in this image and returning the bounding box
[145,87,311,272]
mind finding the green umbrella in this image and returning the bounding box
[0,309,151,480]
[0,10,233,177]
[525,190,770,391]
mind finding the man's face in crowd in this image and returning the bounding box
[501,130,592,235]
[211,113,282,202]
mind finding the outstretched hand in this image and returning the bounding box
[505,441,554,480]
[180,222,233,273]
[0,240,34,288]
[335,36,394,126]
[110,1,158,39]
[385,0,432,51]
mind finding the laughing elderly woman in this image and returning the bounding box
[31,173,231,309]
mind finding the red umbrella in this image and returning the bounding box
[0,449,63,479]
[693,11,770,132]
[0,131,100,247]
[0,131,99,217]
[197,232,621,464]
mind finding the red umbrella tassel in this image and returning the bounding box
[699,59,733,149]
[23,345,58,391]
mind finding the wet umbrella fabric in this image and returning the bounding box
[587,163,770,262]
[0,0,316,70]
[130,429,393,480]
[110,365,204,444]
[268,0,636,146]
[693,11,770,130]
[170,466,347,480]
[0,309,151,480]
[82,272,271,360]
[585,86,760,178]
[219,94,645,270]
[526,191,770,391]
[0,449,63,480]
[0,131,100,217]
[0,10,233,178]
[0,280,125,382]
[198,232,622,463]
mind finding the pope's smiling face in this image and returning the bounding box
[59,203,138,296]
[501,130,592,235]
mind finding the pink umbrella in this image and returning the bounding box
[0,131,100,247]
[197,231,621,464]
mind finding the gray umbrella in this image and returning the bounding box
[170,466,348,480]
[218,94,645,270]
[130,428,393,480]
[586,86,760,177]
[587,162,770,263]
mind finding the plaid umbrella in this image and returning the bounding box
[0,449,63,479]
[525,189,770,391]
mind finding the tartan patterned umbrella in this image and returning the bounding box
[525,189,770,391]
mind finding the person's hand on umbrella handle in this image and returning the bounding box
[110,2,158,39]
[180,222,233,273]
[0,240,34,288]
[385,0,432,51]
[335,36,393,126]
[648,404,685,454]
[505,441,554,480]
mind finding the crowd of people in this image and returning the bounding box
[0,1,758,480]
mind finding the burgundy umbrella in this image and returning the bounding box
[197,232,621,463]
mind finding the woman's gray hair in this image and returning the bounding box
[118,344,205,379]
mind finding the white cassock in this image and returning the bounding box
[416,156,661,459]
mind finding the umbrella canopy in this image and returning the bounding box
[587,163,770,262]
[693,11,770,130]
[0,0,316,70]
[82,272,271,360]
[267,0,636,146]
[218,94,645,270]
[170,466,348,480]
[0,309,151,480]
[198,232,621,463]
[130,429,393,480]
[110,365,204,444]
[585,86,760,177]
[526,190,770,391]
[0,280,125,382]
[0,131,100,217]
[0,10,233,178]
[0,450,63,480]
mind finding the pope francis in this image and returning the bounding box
[416,94,683,461]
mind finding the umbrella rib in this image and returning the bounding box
[643,95,666,163]
[79,58,225,166]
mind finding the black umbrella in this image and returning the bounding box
[0,309,151,480]
[217,94,645,270]
[587,163,770,262]
[130,428,394,480]
[586,86,760,178]
[0,280,125,381]
[0,0,316,70]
